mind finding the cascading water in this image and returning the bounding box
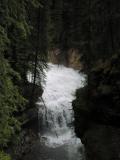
[37,63,85,160]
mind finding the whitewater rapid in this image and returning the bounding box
[38,63,85,149]
[22,63,86,160]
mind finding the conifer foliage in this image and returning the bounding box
[0,0,47,158]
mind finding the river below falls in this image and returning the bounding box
[24,63,85,160]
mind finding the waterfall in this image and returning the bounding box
[38,63,85,148]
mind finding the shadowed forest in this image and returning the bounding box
[0,0,120,160]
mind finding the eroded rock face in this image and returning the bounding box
[48,48,61,65]
[67,48,83,70]
[9,83,43,160]
[83,124,120,160]
[10,129,38,160]
[73,53,120,160]
[74,126,120,160]
[48,48,83,70]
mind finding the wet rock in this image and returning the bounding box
[83,124,120,160]
[73,53,120,160]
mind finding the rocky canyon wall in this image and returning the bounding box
[48,48,83,70]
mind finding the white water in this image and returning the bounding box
[38,63,85,149]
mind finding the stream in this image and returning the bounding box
[24,63,85,160]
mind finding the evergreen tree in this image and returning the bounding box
[0,0,48,158]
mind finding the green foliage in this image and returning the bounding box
[0,151,11,160]
[0,26,10,52]
[0,0,47,152]
[13,21,30,40]
[0,57,25,146]
[0,7,27,145]
[0,0,46,154]
[30,0,43,8]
